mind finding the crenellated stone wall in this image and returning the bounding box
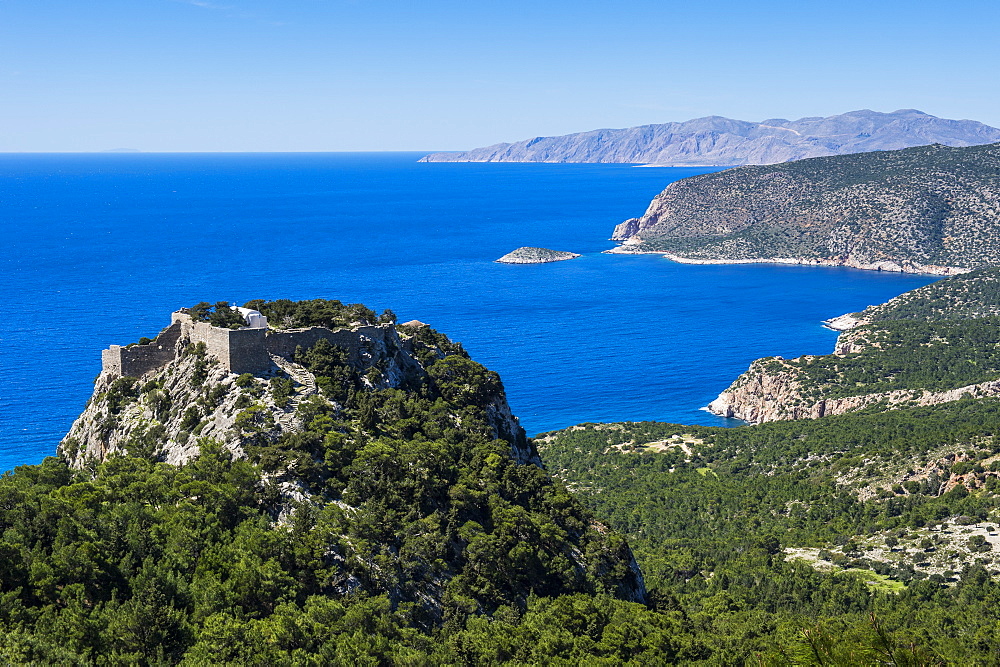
[101,321,182,378]
[265,324,406,366]
[171,314,270,375]
[101,311,406,380]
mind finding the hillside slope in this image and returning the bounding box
[536,405,1000,662]
[0,299,651,662]
[611,142,1000,274]
[421,109,1000,165]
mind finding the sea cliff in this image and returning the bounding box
[707,268,1000,423]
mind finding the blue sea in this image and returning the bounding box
[1,152,937,473]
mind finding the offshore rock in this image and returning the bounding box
[496,247,581,264]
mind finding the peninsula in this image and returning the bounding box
[495,246,581,264]
[421,109,1000,166]
[610,142,1000,275]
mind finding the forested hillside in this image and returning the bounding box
[1,300,655,663]
[6,285,1000,663]
[537,403,1000,662]
[526,265,1000,661]
[851,265,1000,323]
[708,268,1000,423]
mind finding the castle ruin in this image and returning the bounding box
[102,308,402,379]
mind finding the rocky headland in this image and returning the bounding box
[63,306,537,472]
[496,247,581,264]
[610,142,1000,275]
[421,109,1000,166]
[707,268,1000,424]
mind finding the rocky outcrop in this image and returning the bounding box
[54,303,649,629]
[822,313,871,331]
[709,364,1000,424]
[708,317,1000,423]
[61,317,539,470]
[609,142,1000,274]
[496,247,581,264]
[422,110,1000,166]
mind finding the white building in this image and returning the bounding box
[233,307,269,329]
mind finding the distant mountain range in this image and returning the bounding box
[420,110,1000,166]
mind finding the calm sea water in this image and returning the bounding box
[1,152,936,472]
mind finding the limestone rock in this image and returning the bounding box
[60,313,539,470]
[496,247,581,264]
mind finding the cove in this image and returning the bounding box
[0,153,937,472]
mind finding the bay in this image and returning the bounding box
[0,152,936,472]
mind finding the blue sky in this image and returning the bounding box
[2,0,998,151]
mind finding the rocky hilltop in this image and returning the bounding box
[63,307,533,470]
[54,299,646,634]
[610,142,1000,274]
[421,109,1000,166]
[495,247,581,264]
[708,268,1000,423]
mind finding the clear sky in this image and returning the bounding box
[2,0,998,152]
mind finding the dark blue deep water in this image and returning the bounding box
[1,152,936,472]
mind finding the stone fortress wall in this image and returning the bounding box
[173,314,271,376]
[102,321,183,378]
[101,310,402,379]
[264,324,398,366]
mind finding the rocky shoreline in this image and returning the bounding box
[703,268,1000,423]
[604,243,968,277]
[707,371,1000,425]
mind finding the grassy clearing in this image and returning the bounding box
[838,568,906,594]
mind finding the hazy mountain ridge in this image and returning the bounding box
[421,109,1000,165]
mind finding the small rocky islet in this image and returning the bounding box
[495,246,581,264]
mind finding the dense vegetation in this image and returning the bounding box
[620,142,1000,269]
[11,281,1000,662]
[537,402,1000,662]
[190,298,400,331]
[0,451,677,664]
[783,316,1000,398]
[2,302,658,663]
[187,301,248,329]
[242,298,395,330]
[856,266,1000,322]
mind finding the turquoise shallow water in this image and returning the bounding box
[0,152,936,472]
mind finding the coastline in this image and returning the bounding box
[604,245,968,277]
